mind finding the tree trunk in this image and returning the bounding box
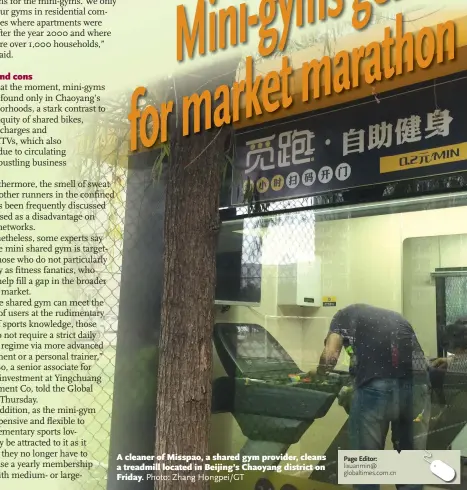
[155,59,239,490]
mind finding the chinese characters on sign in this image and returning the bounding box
[243,110,454,196]
[232,75,466,206]
[343,110,453,155]
[245,129,315,174]
[243,129,352,196]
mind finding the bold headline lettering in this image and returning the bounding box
[128,5,457,151]
[176,0,403,61]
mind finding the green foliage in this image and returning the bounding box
[151,142,170,181]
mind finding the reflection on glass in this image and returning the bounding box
[229,324,293,365]
[211,194,467,488]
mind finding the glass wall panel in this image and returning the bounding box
[210,191,467,489]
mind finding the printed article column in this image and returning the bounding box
[0,81,122,487]
[1,0,142,487]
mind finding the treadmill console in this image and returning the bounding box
[214,323,300,379]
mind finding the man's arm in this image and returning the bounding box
[317,333,343,375]
[305,308,348,377]
[306,332,344,377]
[432,357,452,370]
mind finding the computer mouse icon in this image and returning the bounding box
[430,460,456,482]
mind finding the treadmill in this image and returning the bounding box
[428,367,467,450]
[211,323,349,465]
